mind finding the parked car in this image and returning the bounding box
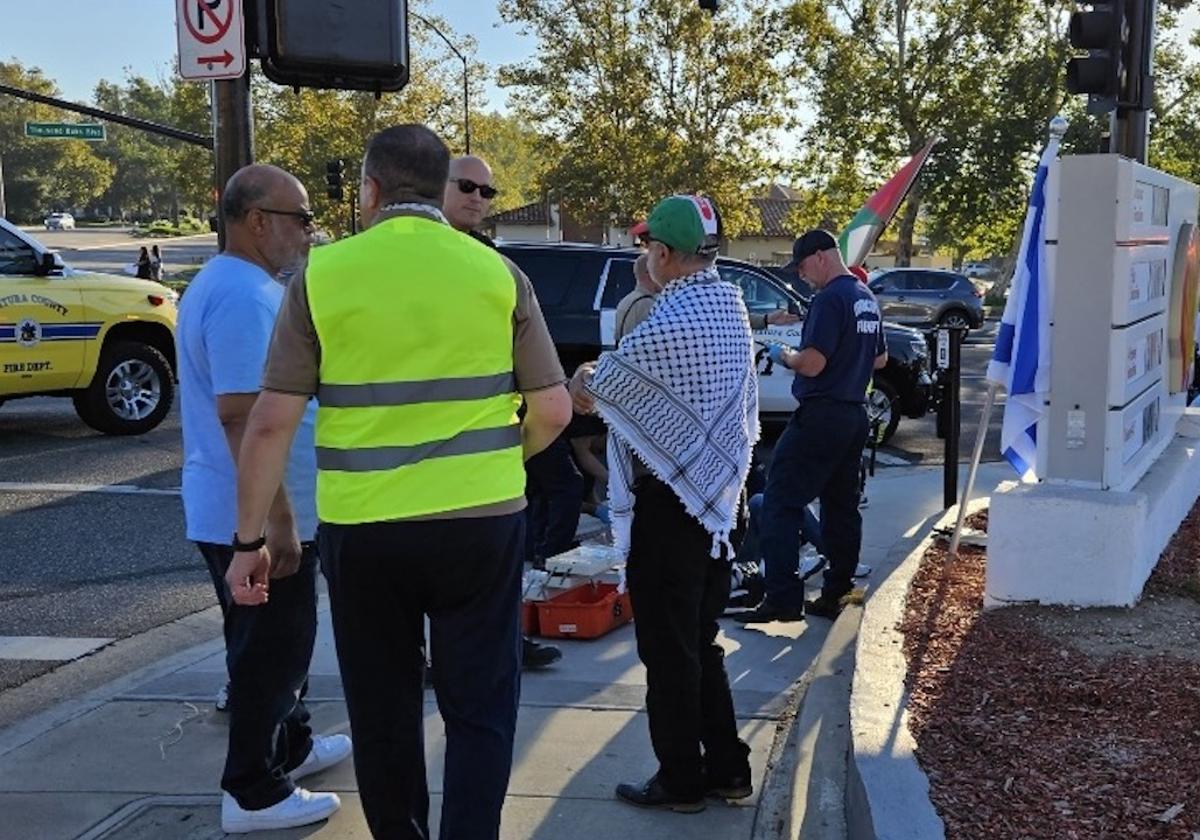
[43,212,75,231]
[498,242,932,442]
[866,268,984,330]
[0,218,177,434]
[961,260,996,279]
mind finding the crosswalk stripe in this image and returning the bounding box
[0,482,179,496]
[0,636,113,661]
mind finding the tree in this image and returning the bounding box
[1147,5,1200,185]
[786,0,1072,264]
[498,0,796,236]
[0,60,113,221]
[44,141,114,209]
[92,75,180,220]
[469,112,551,214]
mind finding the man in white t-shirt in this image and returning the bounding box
[177,164,350,834]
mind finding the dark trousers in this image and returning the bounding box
[626,476,751,799]
[524,434,583,565]
[198,542,317,810]
[761,400,868,609]
[319,513,525,840]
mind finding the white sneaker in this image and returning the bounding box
[221,788,340,833]
[798,547,827,581]
[214,682,229,712]
[292,733,353,782]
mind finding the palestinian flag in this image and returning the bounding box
[839,139,938,267]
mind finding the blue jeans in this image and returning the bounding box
[524,434,583,565]
[320,513,525,840]
[760,400,868,609]
[738,492,827,570]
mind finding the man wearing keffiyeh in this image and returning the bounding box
[569,195,758,813]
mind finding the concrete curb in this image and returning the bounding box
[751,605,862,840]
[847,499,989,840]
[0,606,224,758]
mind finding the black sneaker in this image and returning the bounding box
[706,774,753,800]
[806,592,847,619]
[731,601,805,624]
[615,775,706,813]
[522,637,562,670]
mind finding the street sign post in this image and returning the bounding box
[24,122,106,141]
[176,0,246,81]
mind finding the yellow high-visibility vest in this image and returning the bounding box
[305,213,524,523]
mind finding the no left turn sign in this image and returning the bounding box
[176,0,246,81]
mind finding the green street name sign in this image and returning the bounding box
[24,122,106,141]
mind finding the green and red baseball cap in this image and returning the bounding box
[642,195,723,256]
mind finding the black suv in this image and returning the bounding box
[498,242,932,442]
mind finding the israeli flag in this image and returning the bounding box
[986,136,1059,480]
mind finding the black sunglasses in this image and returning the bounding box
[452,178,499,200]
[256,207,316,229]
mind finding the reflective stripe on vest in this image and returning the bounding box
[317,372,516,407]
[305,214,525,523]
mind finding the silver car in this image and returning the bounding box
[867,268,984,329]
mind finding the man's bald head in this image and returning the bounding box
[444,155,497,233]
[220,164,312,276]
[222,164,302,223]
[448,155,493,184]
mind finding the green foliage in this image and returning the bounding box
[497,0,795,237]
[786,0,1072,263]
[0,61,114,220]
[470,111,550,214]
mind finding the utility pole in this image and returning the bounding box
[211,58,254,249]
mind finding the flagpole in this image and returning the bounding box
[949,383,997,556]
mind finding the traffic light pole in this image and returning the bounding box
[212,70,254,250]
[1111,0,1156,163]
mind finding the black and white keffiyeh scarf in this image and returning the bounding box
[586,266,759,560]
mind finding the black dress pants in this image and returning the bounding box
[319,513,525,840]
[625,476,751,798]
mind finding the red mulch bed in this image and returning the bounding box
[900,514,1200,838]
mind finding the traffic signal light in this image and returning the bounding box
[326,159,345,201]
[1065,1,1130,114]
[253,0,409,93]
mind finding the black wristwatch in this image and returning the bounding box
[232,533,266,552]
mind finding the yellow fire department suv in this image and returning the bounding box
[0,218,177,435]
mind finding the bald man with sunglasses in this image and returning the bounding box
[177,164,350,833]
[443,155,501,243]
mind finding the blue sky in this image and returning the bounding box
[1,1,534,111]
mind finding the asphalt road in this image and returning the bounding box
[0,398,207,693]
[22,225,218,278]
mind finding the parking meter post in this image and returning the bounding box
[943,327,963,509]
